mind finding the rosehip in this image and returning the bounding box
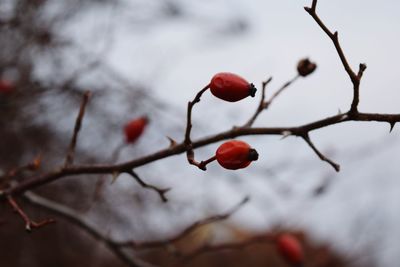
[124,116,148,143]
[276,234,304,266]
[0,80,14,94]
[297,58,317,77]
[210,72,257,102]
[215,140,258,170]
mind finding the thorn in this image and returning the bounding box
[110,172,120,184]
[281,131,292,140]
[390,122,396,133]
[25,224,32,233]
[166,136,177,147]
[338,108,342,115]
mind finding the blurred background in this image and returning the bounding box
[1,0,400,266]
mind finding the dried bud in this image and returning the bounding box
[297,58,317,77]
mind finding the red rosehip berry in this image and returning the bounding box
[0,80,15,94]
[215,140,258,170]
[124,116,148,143]
[276,234,304,266]
[209,72,257,102]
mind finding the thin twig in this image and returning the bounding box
[243,77,273,127]
[64,91,92,167]
[6,195,55,232]
[22,191,158,267]
[125,170,170,202]
[302,133,340,172]
[117,196,250,249]
[184,84,210,170]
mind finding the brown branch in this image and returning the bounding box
[6,195,55,232]
[304,0,365,113]
[243,77,273,127]
[2,111,400,198]
[22,191,159,267]
[117,196,250,250]
[301,133,340,172]
[64,91,91,167]
[184,84,210,170]
[265,75,299,109]
[125,170,170,202]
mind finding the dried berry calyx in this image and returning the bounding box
[297,58,317,77]
[210,72,257,102]
[215,140,259,170]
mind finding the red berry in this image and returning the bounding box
[210,72,257,102]
[276,234,304,266]
[0,80,14,94]
[215,140,258,170]
[124,116,148,143]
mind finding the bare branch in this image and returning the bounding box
[7,195,55,232]
[64,91,92,167]
[184,84,210,170]
[125,170,170,202]
[22,191,159,267]
[304,0,365,113]
[302,133,340,172]
[117,196,250,249]
[243,77,273,127]
[3,110,400,198]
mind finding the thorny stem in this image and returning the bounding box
[2,112,400,198]
[304,0,366,113]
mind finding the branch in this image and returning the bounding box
[64,91,91,167]
[243,77,273,127]
[6,195,55,232]
[3,111,400,198]
[302,133,340,172]
[125,170,170,202]
[304,0,366,113]
[184,84,210,170]
[117,196,250,250]
[22,191,159,267]
[0,154,41,181]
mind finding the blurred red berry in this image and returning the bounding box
[210,72,257,102]
[276,234,304,266]
[215,140,258,170]
[124,116,148,143]
[0,80,15,94]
